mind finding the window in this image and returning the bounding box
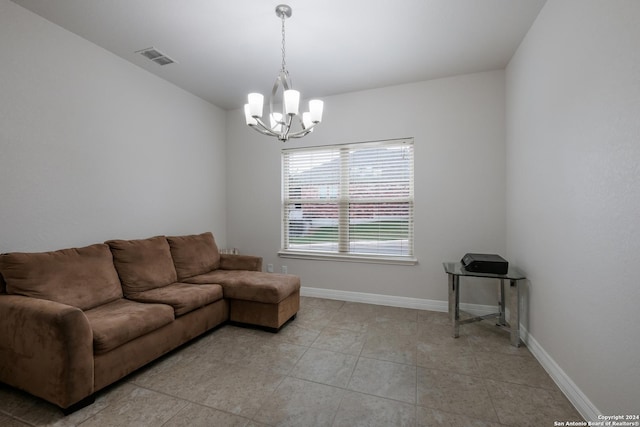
[280,138,415,264]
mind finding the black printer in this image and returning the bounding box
[461,253,508,275]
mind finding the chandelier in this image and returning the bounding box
[244,4,324,142]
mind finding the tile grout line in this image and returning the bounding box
[0,297,583,426]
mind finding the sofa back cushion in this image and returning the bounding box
[106,236,177,295]
[0,273,5,293]
[166,232,220,281]
[0,244,123,310]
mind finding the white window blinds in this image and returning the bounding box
[281,138,414,262]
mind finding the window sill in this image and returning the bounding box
[278,250,418,266]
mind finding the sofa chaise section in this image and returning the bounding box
[184,268,300,330]
[167,232,300,330]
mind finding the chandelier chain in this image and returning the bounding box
[281,13,286,72]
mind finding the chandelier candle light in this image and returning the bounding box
[244,4,324,142]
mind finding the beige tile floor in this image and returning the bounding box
[0,296,583,426]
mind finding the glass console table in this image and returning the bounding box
[443,262,526,347]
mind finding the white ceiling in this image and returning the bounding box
[11,0,547,111]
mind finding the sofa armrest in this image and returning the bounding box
[0,294,94,409]
[219,254,263,272]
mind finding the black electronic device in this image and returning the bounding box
[461,253,509,275]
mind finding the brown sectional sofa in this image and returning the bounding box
[0,232,299,413]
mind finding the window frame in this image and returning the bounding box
[279,138,417,265]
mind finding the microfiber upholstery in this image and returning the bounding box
[127,283,223,316]
[84,298,175,354]
[106,236,177,295]
[219,254,262,272]
[0,295,94,409]
[0,231,298,411]
[166,232,221,281]
[0,244,123,310]
[184,270,300,304]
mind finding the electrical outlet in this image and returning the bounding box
[267,264,274,273]
[281,265,288,274]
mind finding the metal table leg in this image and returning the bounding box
[509,279,521,347]
[498,278,506,326]
[448,274,460,338]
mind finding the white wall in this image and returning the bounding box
[5,0,637,417]
[0,0,227,252]
[226,70,506,305]
[506,0,640,416]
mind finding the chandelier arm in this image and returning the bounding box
[280,114,294,141]
[296,114,319,131]
[269,71,292,126]
[280,70,292,90]
[286,127,313,139]
[290,113,321,136]
[249,126,276,137]
[251,117,279,137]
[287,131,311,139]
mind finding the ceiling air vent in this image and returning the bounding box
[136,47,176,66]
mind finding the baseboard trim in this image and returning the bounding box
[300,286,498,316]
[301,286,444,311]
[519,326,599,422]
[301,286,599,421]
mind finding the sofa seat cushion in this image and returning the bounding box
[127,283,223,317]
[166,232,220,281]
[84,298,174,354]
[0,244,123,310]
[106,236,177,295]
[184,270,300,304]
